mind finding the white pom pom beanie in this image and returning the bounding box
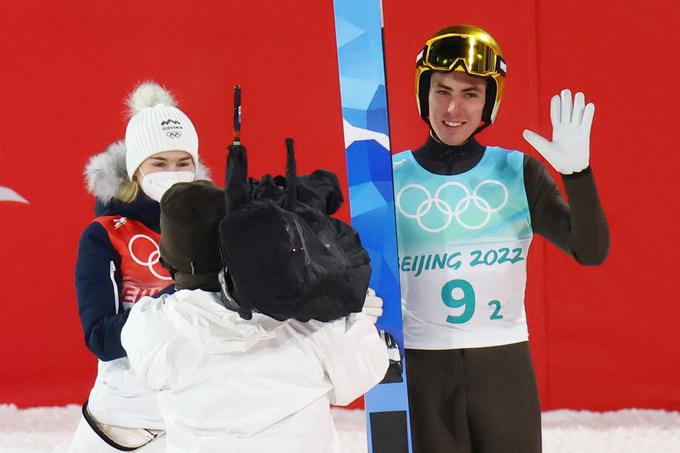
[124,81,199,179]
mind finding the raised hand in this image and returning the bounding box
[522,89,595,175]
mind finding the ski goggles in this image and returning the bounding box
[417,34,507,77]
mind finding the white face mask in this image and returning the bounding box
[139,170,195,202]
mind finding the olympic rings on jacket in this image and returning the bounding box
[128,234,173,281]
[396,180,508,232]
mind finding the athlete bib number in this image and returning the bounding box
[442,278,503,324]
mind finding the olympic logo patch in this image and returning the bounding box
[166,130,183,139]
[128,234,172,281]
[396,180,508,232]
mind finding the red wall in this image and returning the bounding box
[1,1,678,410]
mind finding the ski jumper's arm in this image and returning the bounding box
[523,89,609,265]
[524,158,609,265]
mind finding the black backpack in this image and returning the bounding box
[217,139,371,322]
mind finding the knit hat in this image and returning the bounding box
[159,181,225,277]
[124,82,199,179]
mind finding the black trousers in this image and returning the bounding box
[406,342,541,453]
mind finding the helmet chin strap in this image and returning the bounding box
[472,120,491,136]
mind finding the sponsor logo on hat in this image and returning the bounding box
[161,118,184,139]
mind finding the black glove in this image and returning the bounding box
[379,330,404,384]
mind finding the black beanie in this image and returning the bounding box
[160,180,225,276]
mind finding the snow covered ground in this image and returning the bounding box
[1,404,679,453]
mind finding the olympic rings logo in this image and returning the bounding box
[128,234,172,281]
[166,131,183,139]
[396,180,508,232]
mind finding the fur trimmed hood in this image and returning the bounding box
[84,140,212,203]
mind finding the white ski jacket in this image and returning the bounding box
[121,289,388,453]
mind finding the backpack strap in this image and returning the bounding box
[283,138,297,211]
[219,144,255,320]
[81,400,164,451]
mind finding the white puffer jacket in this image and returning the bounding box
[121,289,388,453]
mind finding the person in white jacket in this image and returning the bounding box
[55,81,209,453]
[122,180,389,453]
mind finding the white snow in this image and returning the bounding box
[1,404,679,452]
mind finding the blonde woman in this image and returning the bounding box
[58,82,209,452]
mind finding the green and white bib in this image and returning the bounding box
[393,147,533,349]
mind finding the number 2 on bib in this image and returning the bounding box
[441,279,503,323]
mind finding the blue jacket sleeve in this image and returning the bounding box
[75,222,130,361]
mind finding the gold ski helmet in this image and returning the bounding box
[416,25,507,133]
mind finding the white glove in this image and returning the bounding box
[362,288,383,324]
[522,89,595,175]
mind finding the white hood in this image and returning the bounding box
[164,290,287,354]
